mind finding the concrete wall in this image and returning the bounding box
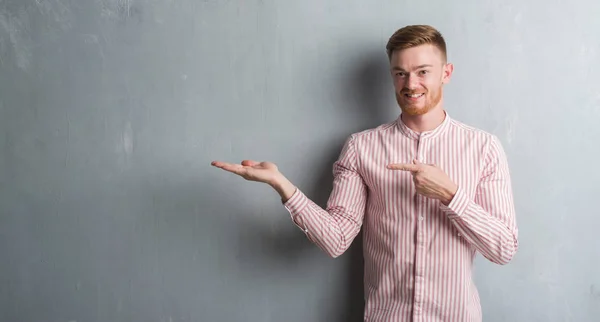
[1,0,599,321]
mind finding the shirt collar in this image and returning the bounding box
[396,110,451,140]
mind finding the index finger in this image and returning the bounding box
[387,163,420,172]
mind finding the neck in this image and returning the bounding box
[400,105,446,133]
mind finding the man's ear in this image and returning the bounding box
[442,63,454,84]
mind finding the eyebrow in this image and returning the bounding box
[392,64,433,71]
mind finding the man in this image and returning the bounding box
[211,25,518,322]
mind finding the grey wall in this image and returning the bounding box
[1,0,599,321]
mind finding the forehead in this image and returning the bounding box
[390,44,444,70]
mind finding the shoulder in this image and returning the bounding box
[346,120,397,143]
[449,118,507,158]
[449,118,493,137]
[448,118,502,144]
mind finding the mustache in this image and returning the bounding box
[400,89,427,95]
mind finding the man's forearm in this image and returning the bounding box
[441,187,518,265]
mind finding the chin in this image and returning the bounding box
[400,105,430,116]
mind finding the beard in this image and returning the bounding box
[396,86,443,116]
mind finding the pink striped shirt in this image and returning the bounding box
[283,112,518,322]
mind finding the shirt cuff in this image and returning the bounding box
[282,188,310,231]
[440,185,470,219]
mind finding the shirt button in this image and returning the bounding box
[419,216,424,221]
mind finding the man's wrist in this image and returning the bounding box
[441,183,458,206]
[269,173,296,202]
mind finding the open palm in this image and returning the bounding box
[211,160,279,184]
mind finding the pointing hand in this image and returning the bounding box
[387,159,457,205]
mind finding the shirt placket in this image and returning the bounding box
[413,134,428,321]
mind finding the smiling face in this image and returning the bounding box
[389,44,453,116]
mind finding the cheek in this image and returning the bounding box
[396,84,408,94]
[392,77,405,88]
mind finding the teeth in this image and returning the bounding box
[406,93,423,98]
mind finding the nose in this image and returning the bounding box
[406,73,418,89]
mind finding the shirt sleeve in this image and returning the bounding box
[440,135,519,265]
[282,134,368,258]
